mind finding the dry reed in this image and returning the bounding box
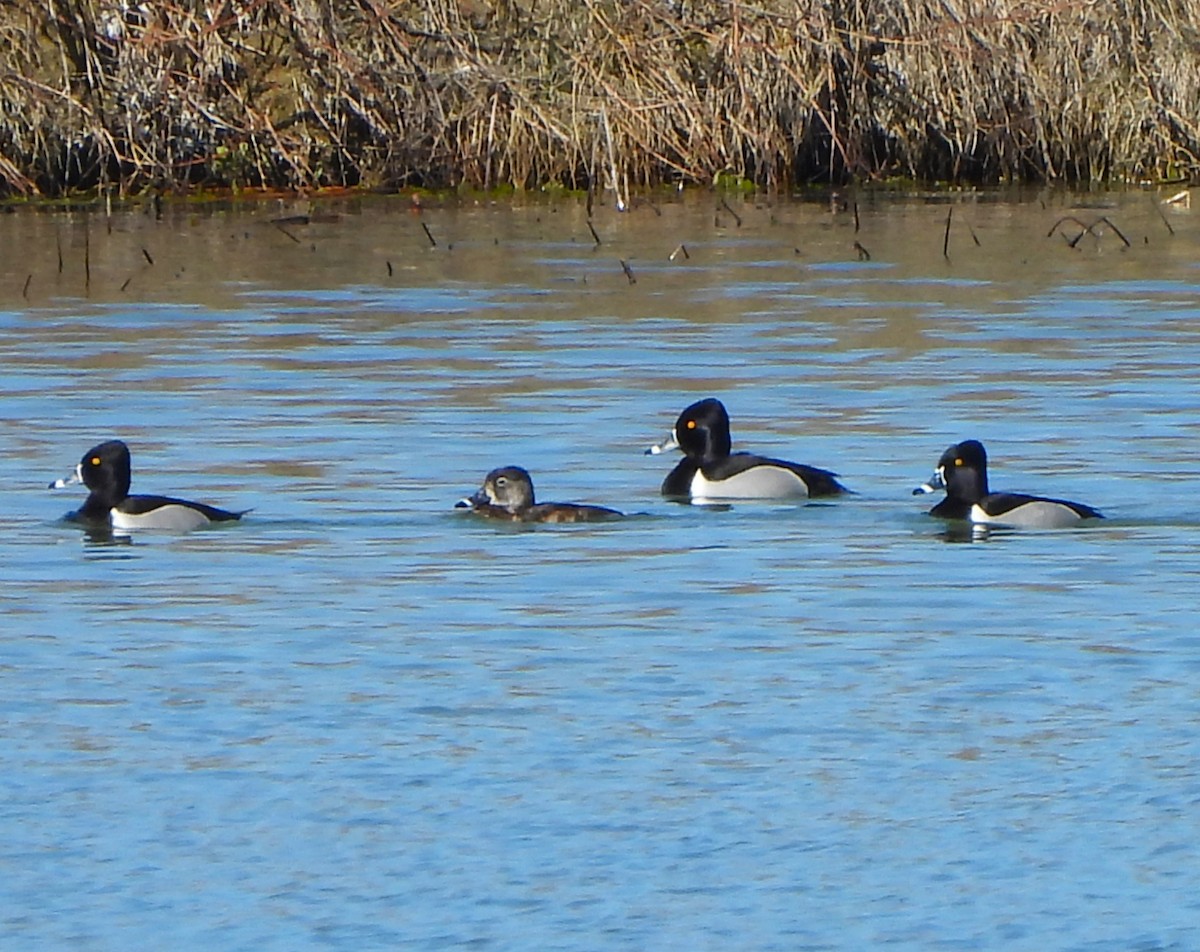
[1,0,1197,197]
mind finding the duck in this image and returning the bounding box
[456,466,623,523]
[646,397,848,501]
[913,439,1103,528]
[50,439,246,531]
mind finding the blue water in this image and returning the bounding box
[2,194,1200,949]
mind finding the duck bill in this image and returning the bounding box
[645,429,680,456]
[49,464,83,490]
[455,488,492,509]
[912,468,945,496]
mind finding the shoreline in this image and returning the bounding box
[3,0,1199,198]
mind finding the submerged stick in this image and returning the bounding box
[22,274,31,298]
[1048,214,1130,248]
[1096,216,1131,247]
[619,259,636,284]
[1047,215,1090,238]
[718,198,743,228]
[853,241,871,261]
[1155,204,1175,236]
[422,222,437,247]
[84,225,90,291]
[271,220,301,243]
[142,248,154,266]
[587,220,601,246]
[943,207,952,259]
[669,243,689,261]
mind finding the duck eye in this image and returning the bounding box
[686,419,697,430]
[495,477,507,487]
[953,458,963,466]
[90,456,101,466]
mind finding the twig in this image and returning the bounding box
[1048,215,1130,248]
[719,198,743,228]
[1095,216,1130,247]
[272,222,301,244]
[1155,205,1175,236]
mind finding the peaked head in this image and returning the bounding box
[51,439,132,505]
[470,466,536,513]
[80,440,132,499]
[915,439,989,502]
[646,398,732,460]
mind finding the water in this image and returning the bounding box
[2,192,1199,950]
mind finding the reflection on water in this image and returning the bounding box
[2,193,1200,949]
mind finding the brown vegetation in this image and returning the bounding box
[1,0,1198,198]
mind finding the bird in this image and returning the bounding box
[456,466,623,523]
[51,439,246,531]
[646,397,848,501]
[914,439,1102,528]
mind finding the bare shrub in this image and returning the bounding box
[0,0,1197,195]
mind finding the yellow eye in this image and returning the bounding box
[686,420,696,430]
[91,457,101,465]
[953,458,963,466]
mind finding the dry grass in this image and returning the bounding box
[1,0,1197,197]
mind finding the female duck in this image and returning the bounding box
[646,398,848,501]
[457,466,623,523]
[914,439,1102,528]
[51,439,246,531]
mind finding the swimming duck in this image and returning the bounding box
[646,398,848,501]
[457,466,623,523]
[51,439,246,531]
[914,439,1102,528]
